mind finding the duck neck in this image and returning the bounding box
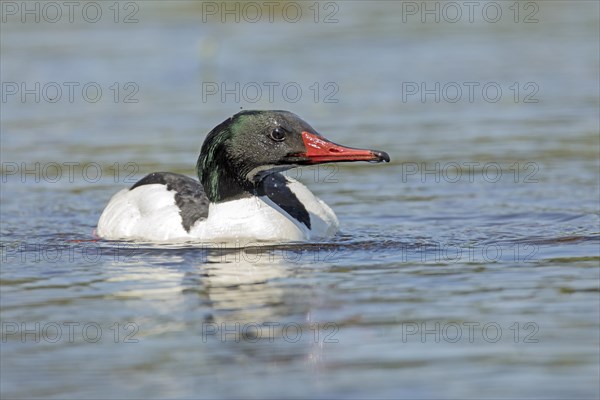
[196,149,255,203]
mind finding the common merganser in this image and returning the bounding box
[97,110,390,242]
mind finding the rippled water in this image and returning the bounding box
[1,1,599,399]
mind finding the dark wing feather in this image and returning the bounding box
[131,172,209,232]
[257,173,311,230]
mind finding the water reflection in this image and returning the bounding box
[179,246,331,380]
[196,246,292,320]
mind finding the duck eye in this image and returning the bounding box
[270,127,286,142]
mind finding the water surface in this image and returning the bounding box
[1,1,599,398]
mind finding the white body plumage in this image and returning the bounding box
[96,177,338,243]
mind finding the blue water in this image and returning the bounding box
[1,1,599,398]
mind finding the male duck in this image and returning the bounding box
[97,110,390,242]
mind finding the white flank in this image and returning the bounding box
[96,185,189,241]
[96,178,339,243]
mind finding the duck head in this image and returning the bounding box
[197,110,390,203]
